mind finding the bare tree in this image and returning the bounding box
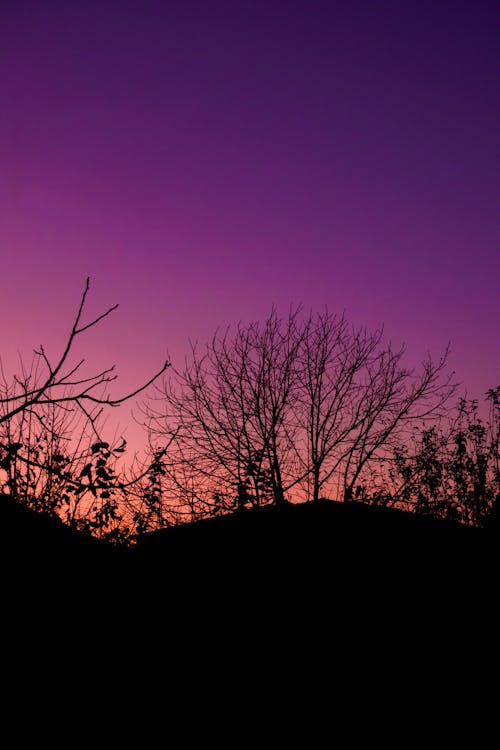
[145,306,454,521]
[0,277,168,430]
[0,277,169,540]
[145,308,306,517]
[294,310,454,503]
[296,311,382,501]
[337,346,454,501]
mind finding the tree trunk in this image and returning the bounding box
[312,465,320,502]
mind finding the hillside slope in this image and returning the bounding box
[135,499,496,607]
[2,495,495,618]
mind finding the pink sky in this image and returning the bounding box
[1,0,498,457]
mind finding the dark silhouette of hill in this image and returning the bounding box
[132,499,497,619]
[136,499,494,574]
[130,499,497,644]
[0,492,128,614]
[3,494,491,729]
[0,492,120,562]
[138,496,488,554]
[2,494,496,624]
[2,492,495,573]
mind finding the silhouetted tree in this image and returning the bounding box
[0,277,168,427]
[145,308,306,517]
[0,277,169,540]
[383,388,500,526]
[338,345,454,502]
[295,310,454,502]
[144,307,453,520]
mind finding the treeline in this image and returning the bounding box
[0,280,498,543]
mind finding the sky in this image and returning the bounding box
[1,0,498,455]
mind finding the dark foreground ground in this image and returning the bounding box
[2,494,496,613]
[2,491,496,717]
[2,493,494,745]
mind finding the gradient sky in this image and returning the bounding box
[1,0,498,454]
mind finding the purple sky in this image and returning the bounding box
[1,1,498,453]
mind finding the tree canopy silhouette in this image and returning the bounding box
[2,285,496,541]
[0,277,169,427]
[143,308,455,523]
[0,278,169,540]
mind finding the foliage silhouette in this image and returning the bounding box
[143,308,455,523]
[374,387,500,526]
[1,286,498,549]
[0,277,169,541]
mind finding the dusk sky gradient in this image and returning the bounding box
[1,0,498,454]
